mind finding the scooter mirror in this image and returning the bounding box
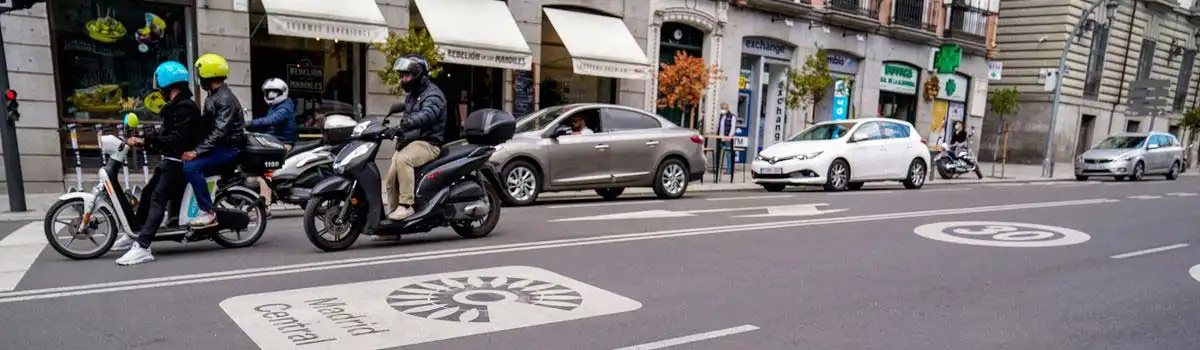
[123,113,140,128]
[387,103,406,116]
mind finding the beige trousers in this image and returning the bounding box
[385,141,440,211]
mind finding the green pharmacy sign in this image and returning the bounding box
[934,44,962,74]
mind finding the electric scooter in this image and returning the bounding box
[43,114,280,260]
[300,106,513,252]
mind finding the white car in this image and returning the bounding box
[750,118,931,192]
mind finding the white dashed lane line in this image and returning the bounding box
[1110,243,1190,259]
[612,325,760,350]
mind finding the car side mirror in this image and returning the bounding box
[550,125,572,138]
[387,102,406,116]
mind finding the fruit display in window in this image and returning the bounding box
[135,13,167,52]
[142,91,166,114]
[86,8,126,43]
[67,84,125,112]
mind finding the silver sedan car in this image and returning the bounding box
[488,103,707,206]
[1074,132,1185,181]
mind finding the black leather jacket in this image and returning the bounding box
[397,77,446,150]
[197,84,246,155]
[145,89,209,159]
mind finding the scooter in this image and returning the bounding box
[42,114,279,260]
[300,106,513,252]
[255,112,358,206]
[934,130,983,179]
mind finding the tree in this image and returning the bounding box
[785,48,835,127]
[988,87,1020,121]
[656,51,719,130]
[373,28,445,96]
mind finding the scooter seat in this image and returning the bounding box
[289,140,322,156]
[417,144,482,176]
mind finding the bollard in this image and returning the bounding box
[68,124,83,192]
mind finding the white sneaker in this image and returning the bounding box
[115,244,155,266]
[387,206,413,221]
[188,211,218,228]
[111,234,135,251]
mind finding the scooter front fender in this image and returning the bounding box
[57,191,96,203]
[311,176,353,197]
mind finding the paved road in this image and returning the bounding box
[1,178,1198,349]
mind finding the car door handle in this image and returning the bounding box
[645,140,659,146]
[595,144,609,150]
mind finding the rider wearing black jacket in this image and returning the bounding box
[383,55,447,224]
[183,53,247,228]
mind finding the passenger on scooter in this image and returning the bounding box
[246,78,296,215]
[184,53,246,228]
[383,55,446,226]
[113,61,210,266]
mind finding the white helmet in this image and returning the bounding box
[261,78,289,105]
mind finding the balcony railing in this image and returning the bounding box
[829,0,878,18]
[891,0,935,32]
[945,2,990,40]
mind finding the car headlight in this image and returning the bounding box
[757,151,823,163]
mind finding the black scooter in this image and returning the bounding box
[300,106,513,251]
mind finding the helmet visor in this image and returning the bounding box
[393,57,424,73]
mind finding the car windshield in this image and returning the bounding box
[788,122,856,141]
[1094,136,1146,149]
[514,106,568,133]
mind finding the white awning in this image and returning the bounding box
[543,8,651,80]
[261,0,388,44]
[413,0,533,71]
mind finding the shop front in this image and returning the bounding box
[51,0,196,169]
[929,72,970,144]
[737,37,794,161]
[816,50,860,123]
[877,61,921,125]
[656,22,706,127]
[539,7,650,109]
[410,0,533,140]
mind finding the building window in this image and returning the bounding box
[1083,25,1110,98]
[1174,50,1195,111]
[1135,39,1157,80]
[51,0,195,169]
[1125,119,1141,132]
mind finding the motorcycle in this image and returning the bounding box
[300,106,514,252]
[934,131,983,179]
[252,112,358,206]
[42,114,283,260]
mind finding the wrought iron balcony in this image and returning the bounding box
[890,0,935,32]
[943,1,992,54]
[829,0,878,18]
[821,0,881,31]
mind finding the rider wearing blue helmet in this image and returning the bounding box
[112,61,211,266]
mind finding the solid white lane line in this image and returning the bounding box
[546,200,663,209]
[0,222,47,291]
[1166,192,1198,197]
[613,325,760,350]
[827,190,895,196]
[0,198,1118,304]
[705,194,793,201]
[1110,243,1190,259]
[1127,195,1163,199]
[920,188,973,193]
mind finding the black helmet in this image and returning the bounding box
[393,55,430,93]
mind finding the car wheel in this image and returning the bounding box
[1130,161,1145,181]
[1114,176,1127,181]
[1166,161,1180,180]
[500,160,541,206]
[761,184,786,192]
[1075,175,1088,181]
[596,188,624,200]
[823,159,850,192]
[652,158,689,199]
[847,182,864,190]
[902,159,926,189]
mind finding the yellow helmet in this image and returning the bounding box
[194,53,230,79]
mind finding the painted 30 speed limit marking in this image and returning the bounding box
[914,221,1091,247]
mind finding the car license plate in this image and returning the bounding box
[758,167,783,174]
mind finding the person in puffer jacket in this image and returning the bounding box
[246,78,297,216]
[380,55,446,230]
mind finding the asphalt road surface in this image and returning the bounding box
[1,178,1199,349]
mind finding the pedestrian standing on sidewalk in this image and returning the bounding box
[715,103,738,175]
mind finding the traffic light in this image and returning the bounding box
[5,89,18,122]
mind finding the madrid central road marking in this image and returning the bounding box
[549,204,848,222]
[0,198,1117,304]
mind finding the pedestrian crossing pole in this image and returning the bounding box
[0,13,26,211]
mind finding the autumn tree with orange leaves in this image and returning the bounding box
[657,51,719,130]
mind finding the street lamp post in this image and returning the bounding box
[1043,0,1122,178]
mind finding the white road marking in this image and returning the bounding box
[551,204,842,221]
[1110,243,1190,259]
[1166,192,1198,197]
[734,204,848,218]
[0,222,46,291]
[920,188,973,193]
[221,266,641,349]
[0,198,1118,304]
[613,325,760,350]
[913,221,1091,248]
[545,200,664,209]
[705,194,793,201]
[1127,195,1163,199]
[827,190,895,196]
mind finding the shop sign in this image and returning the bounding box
[441,45,533,71]
[933,44,962,74]
[880,63,918,95]
[987,61,1003,81]
[826,51,859,75]
[743,37,793,60]
[936,73,969,102]
[286,59,324,92]
[572,58,651,80]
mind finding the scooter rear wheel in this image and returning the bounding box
[211,191,268,248]
[303,196,364,252]
[44,198,119,260]
[451,183,502,239]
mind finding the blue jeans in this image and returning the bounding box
[182,147,239,212]
[715,140,734,174]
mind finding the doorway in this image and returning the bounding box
[1076,114,1096,155]
[434,63,504,142]
[1125,120,1141,132]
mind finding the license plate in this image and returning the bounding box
[758,167,783,174]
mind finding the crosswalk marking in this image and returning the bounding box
[0,222,46,292]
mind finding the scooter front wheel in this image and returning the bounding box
[303,196,364,252]
[43,198,119,260]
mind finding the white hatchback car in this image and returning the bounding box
[750,118,932,192]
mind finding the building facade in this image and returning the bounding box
[984,0,1200,167]
[0,0,655,193]
[647,0,1001,162]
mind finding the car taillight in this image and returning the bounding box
[920,138,927,144]
[690,135,703,144]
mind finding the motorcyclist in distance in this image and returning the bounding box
[246,78,297,216]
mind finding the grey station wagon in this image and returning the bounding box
[1075,132,1185,181]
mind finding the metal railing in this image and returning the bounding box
[946,2,989,39]
[829,0,879,18]
[891,0,935,32]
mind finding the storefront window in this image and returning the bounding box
[656,22,705,125]
[877,62,920,124]
[52,0,194,168]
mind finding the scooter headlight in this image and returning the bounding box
[333,143,372,174]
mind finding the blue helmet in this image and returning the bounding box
[153,61,190,89]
